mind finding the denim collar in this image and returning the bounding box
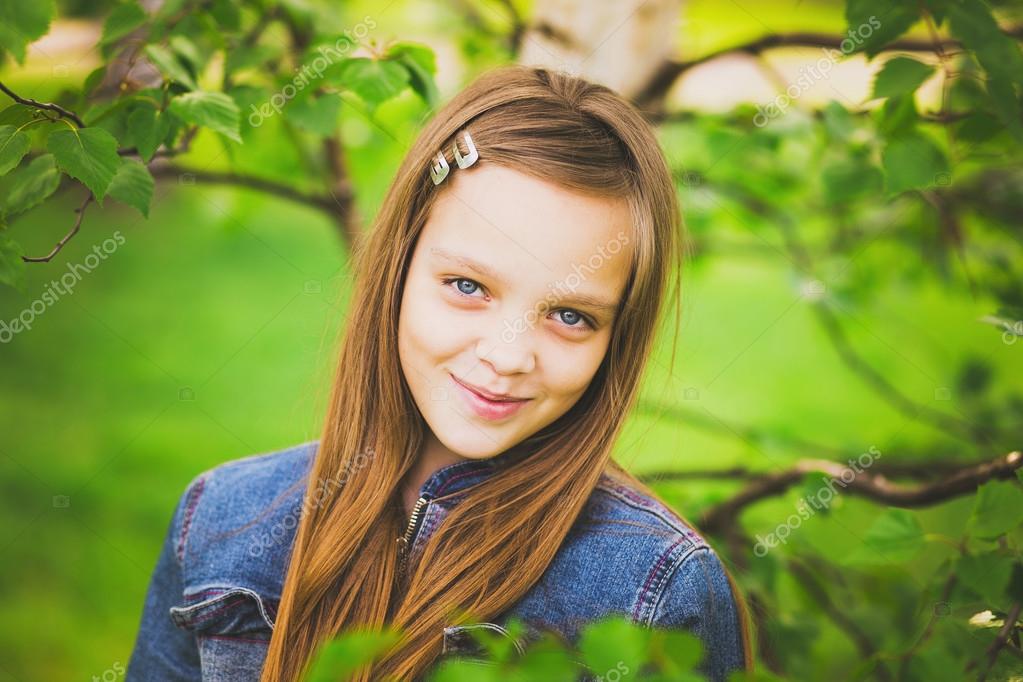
[416,445,533,500]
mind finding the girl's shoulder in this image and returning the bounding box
[171,440,317,602]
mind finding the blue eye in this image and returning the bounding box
[557,310,583,327]
[444,277,483,297]
[442,277,594,331]
[455,278,479,296]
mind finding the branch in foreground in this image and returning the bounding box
[0,81,86,128]
[699,451,1022,534]
[22,193,94,263]
[640,456,990,484]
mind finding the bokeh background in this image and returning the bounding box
[1,0,1022,679]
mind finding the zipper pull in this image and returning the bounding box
[397,495,431,575]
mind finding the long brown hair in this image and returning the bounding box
[260,64,754,681]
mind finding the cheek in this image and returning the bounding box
[541,336,610,400]
[399,281,465,364]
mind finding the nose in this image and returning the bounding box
[475,324,536,375]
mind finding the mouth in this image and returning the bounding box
[449,373,532,421]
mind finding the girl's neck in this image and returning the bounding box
[400,433,466,516]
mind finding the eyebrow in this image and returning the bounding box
[429,247,621,317]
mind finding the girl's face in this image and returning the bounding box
[398,164,634,461]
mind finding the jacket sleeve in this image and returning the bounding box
[648,545,747,682]
[125,474,207,681]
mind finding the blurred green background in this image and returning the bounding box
[1,0,1022,679]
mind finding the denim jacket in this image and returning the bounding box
[126,441,746,681]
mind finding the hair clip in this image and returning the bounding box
[430,152,449,185]
[430,131,479,185]
[453,131,479,169]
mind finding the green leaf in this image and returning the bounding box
[387,42,439,108]
[512,637,580,680]
[578,617,650,678]
[127,105,170,161]
[335,58,409,108]
[969,480,1023,539]
[956,552,1014,606]
[287,93,341,136]
[108,159,154,217]
[225,44,279,74]
[877,94,919,137]
[168,91,241,142]
[0,104,38,128]
[822,100,855,142]
[209,0,240,30]
[0,231,25,290]
[0,0,54,64]
[101,3,147,47]
[955,111,1003,145]
[145,44,197,90]
[844,0,919,58]
[169,34,205,72]
[882,130,949,194]
[846,509,924,564]
[650,629,703,674]
[871,57,934,100]
[303,628,401,682]
[2,153,61,218]
[822,158,883,204]
[946,1,1023,88]
[0,124,30,176]
[429,661,502,682]
[46,127,121,200]
[986,78,1023,144]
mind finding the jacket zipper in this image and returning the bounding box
[397,494,432,575]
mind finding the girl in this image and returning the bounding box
[127,64,753,681]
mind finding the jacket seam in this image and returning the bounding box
[175,474,208,565]
[594,482,708,543]
[633,537,701,624]
[645,545,715,628]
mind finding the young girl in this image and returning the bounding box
[127,64,753,681]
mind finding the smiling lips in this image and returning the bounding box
[449,373,531,421]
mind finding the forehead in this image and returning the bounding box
[419,164,634,295]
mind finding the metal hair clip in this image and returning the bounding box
[430,131,479,185]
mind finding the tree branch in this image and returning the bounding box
[640,456,989,484]
[699,451,1021,534]
[975,601,1022,681]
[494,0,526,56]
[21,192,93,263]
[633,25,1023,110]
[148,162,339,215]
[0,81,86,128]
[322,136,362,248]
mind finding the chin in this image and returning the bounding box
[433,422,510,460]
